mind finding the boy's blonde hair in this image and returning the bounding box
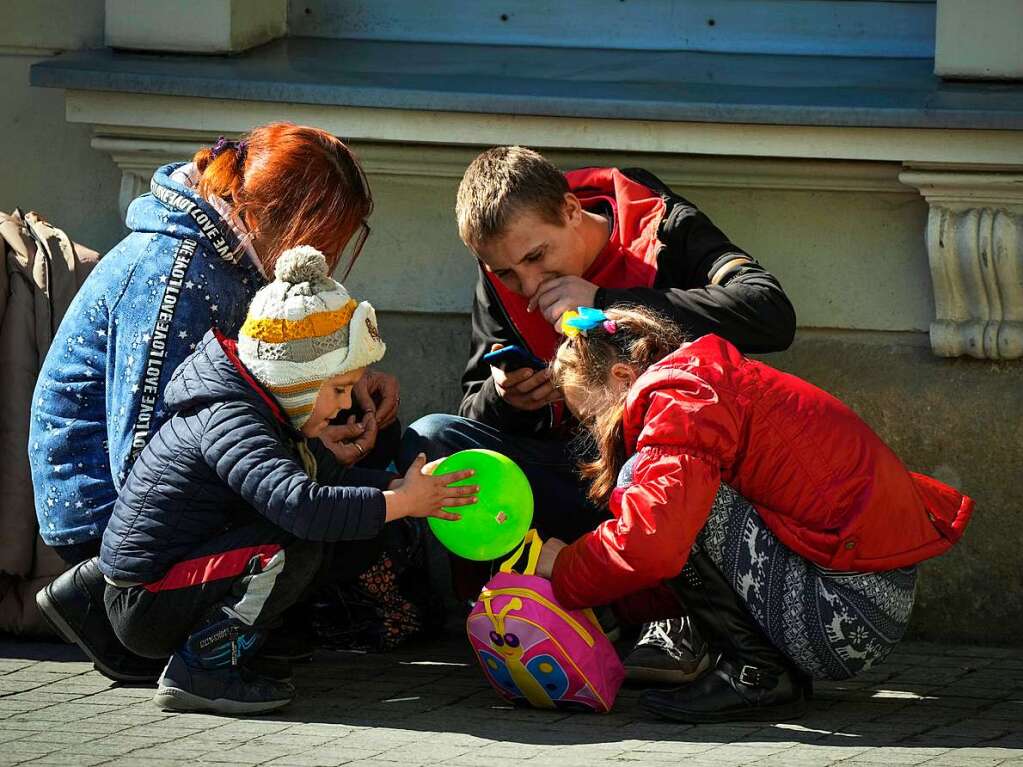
[551,306,682,505]
[455,146,569,252]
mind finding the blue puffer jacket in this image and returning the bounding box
[100,330,391,584]
[30,162,265,547]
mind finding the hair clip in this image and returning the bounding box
[602,320,617,334]
[211,136,247,165]
[561,306,609,337]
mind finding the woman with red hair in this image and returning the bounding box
[30,123,398,682]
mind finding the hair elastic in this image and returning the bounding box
[561,306,610,338]
[210,136,248,165]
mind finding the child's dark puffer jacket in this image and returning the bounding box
[100,330,392,585]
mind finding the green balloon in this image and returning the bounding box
[427,449,534,561]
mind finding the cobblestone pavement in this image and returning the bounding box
[0,637,1020,767]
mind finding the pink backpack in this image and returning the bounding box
[466,530,625,713]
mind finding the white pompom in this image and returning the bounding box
[274,246,329,284]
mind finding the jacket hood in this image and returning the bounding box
[125,162,251,272]
[622,334,741,453]
[164,330,289,429]
[483,167,665,365]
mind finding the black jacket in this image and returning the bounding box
[460,168,797,436]
[99,331,392,584]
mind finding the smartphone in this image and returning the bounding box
[483,344,548,372]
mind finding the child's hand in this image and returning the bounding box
[384,453,478,522]
[536,537,568,579]
[491,344,562,412]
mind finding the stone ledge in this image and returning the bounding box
[30,37,1023,130]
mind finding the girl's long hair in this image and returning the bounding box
[192,122,373,277]
[551,306,682,505]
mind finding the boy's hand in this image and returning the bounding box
[384,453,478,522]
[490,344,562,411]
[536,537,568,579]
[528,276,598,326]
[354,370,401,428]
[320,412,378,466]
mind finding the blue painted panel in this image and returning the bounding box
[289,0,935,58]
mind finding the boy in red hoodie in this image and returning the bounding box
[402,146,796,681]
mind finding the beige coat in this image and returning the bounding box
[0,209,99,635]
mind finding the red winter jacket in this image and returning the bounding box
[551,334,974,610]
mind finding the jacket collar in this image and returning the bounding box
[213,329,298,434]
[144,162,258,275]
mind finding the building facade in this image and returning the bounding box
[6,0,1023,642]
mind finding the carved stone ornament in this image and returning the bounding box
[900,167,1023,360]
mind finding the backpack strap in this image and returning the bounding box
[498,529,543,576]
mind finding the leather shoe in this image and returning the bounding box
[36,557,165,684]
[641,655,806,723]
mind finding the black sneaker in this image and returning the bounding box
[154,653,294,715]
[624,617,710,685]
[244,654,293,682]
[259,624,315,664]
[36,557,165,684]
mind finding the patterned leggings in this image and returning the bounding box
[695,485,918,680]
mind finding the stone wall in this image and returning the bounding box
[377,313,1022,645]
[0,0,124,255]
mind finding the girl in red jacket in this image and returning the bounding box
[537,306,973,723]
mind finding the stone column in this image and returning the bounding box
[900,166,1023,359]
[105,0,286,54]
[91,135,206,222]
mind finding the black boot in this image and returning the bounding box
[640,549,807,723]
[36,557,166,684]
[154,613,294,714]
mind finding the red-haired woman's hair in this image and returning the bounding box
[192,123,372,277]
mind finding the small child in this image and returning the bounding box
[98,246,477,715]
[539,306,973,723]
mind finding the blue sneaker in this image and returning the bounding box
[153,616,294,714]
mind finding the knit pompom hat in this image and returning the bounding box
[237,246,386,430]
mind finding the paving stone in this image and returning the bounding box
[262,746,391,766]
[4,638,1023,767]
[436,755,525,767]
[20,752,112,767]
[0,717,62,731]
[838,747,952,764]
[1,740,64,758]
[917,757,1013,767]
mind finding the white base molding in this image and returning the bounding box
[81,110,1023,358]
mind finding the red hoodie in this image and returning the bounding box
[551,334,974,610]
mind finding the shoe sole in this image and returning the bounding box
[626,654,711,686]
[154,686,292,715]
[35,584,160,685]
[640,698,807,724]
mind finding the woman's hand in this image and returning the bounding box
[384,453,478,522]
[355,370,401,428]
[536,537,568,579]
[319,412,378,466]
